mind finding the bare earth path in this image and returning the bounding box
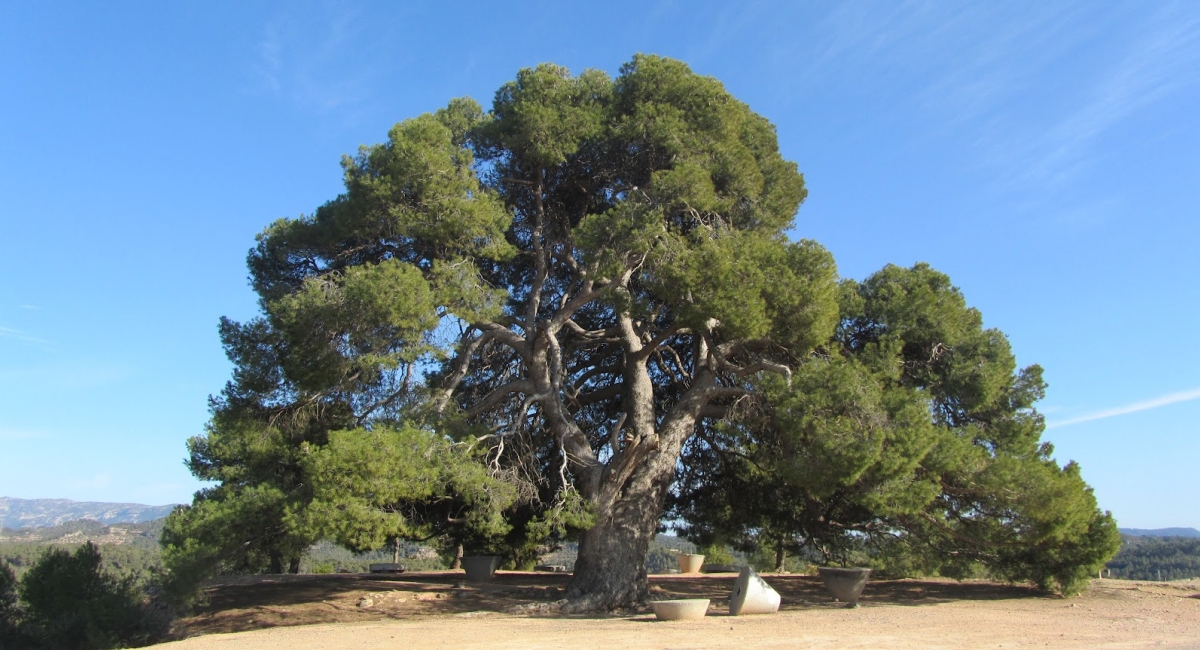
[155,573,1200,649]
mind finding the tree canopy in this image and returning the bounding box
[671,263,1118,594]
[163,55,1117,609]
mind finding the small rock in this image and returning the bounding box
[357,597,374,608]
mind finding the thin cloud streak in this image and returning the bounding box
[1018,7,1200,185]
[0,325,49,345]
[1048,387,1200,428]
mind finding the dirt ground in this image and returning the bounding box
[155,571,1200,649]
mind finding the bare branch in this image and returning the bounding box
[632,324,684,361]
[463,379,534,420]
[432,329,491,413]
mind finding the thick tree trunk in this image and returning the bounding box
[565,432,684,611]
[566,478,669,610]
[289,555,301,574]
[775,543,787,573]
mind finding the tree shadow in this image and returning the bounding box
[177,570,1051,637]
[648,574,1048,611]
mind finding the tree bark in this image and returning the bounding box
[565,465,672,611]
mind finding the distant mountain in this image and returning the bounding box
[0,497,178,529]
[1119,527,1200,538]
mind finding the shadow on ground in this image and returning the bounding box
[173,571,1048,639]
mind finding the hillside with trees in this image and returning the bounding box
[1107,536,1200,581]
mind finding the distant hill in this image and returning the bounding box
[0,497,178,529]
[1119,527,1200,538]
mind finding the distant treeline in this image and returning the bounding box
[1106,535,1200,581]
[1,519,165,584]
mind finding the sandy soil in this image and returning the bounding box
[154,572,1200,649]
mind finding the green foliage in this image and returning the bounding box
[1106,536,1200,581]
[671,263,1119,595]
[15,543,166,649]
[1,543,161,587]
[0,562,20,646]
[159,484,310,608]
[697,544,734,566]
[293,425,519,553]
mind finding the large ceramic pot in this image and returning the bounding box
[650,599,710,621]
[461,555,501,582]
[817,567,871,606]
[729,566,781,615]
[676,553,705,574]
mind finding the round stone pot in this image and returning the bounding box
[650,598,710,621]
[676,553,705,574]
[729,566,781,615]
[817,567,872,606]
[460,555,501,582]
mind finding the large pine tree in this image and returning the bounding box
[164,56,1116,609]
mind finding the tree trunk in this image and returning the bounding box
[774,543,787,573]
[449,542,463,570]
[288,555,301,574]
[269,551,283,574]
[393,537,401,564]
[565,452,675,610]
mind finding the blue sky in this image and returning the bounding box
[1,1,1197,528]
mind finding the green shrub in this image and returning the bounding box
[18,542,167,649]
[698,544,734,566]
[1,562,24,647]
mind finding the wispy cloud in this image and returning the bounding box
[785,3,1200,190]
[1048,387,1200,428]
[0,325,49,346]
[251,3,380,117]
[1014,6,1200,185]
[18,304,39,310]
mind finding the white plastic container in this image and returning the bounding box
[729,566,781,615]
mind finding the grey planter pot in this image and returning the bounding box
[461,555,501,582]
[650,599,710,620]
[817,567,872,606]
[676,553,705,574]
[368,563,405,573]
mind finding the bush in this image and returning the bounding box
[1,562,24,648]
[17,542,167,649]
[697,544,734,566]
